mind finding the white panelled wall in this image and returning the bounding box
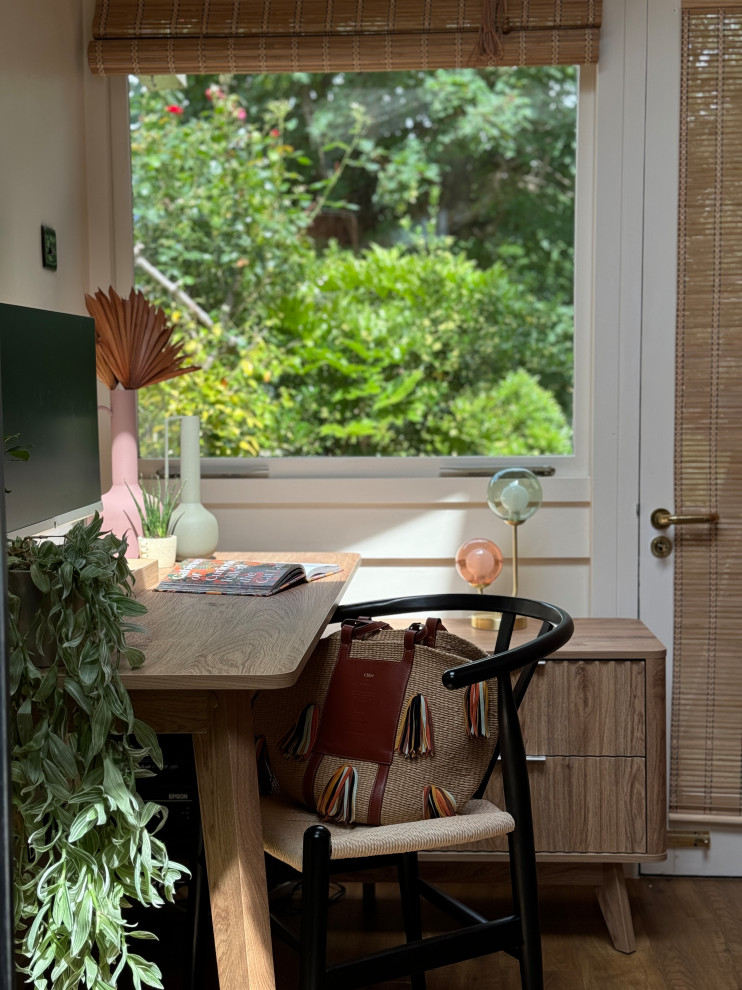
[201,477,591,614]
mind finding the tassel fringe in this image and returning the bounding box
[423,785,458,820]
[278,703,319,760]
[476,0,507,59]
[464,681,490,738]
[255,735,275,796]
[317,765,358,824]
[395,694,435,759]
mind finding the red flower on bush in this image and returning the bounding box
[166,105,184,115]
[270,128,280,138]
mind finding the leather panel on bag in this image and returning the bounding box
[315,656,413,764]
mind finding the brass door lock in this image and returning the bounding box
[651,535,673,558]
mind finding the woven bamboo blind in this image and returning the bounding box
[670,8,742,820]
[88,0,601,75]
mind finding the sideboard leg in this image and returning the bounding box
[595,864,636,953]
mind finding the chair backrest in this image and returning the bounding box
[331,592,574,799]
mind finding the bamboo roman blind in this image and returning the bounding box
[88,0,601,75]
[671,6,742,821]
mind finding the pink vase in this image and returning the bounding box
[101,388,143,558]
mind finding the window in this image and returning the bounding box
[130,66,592,478]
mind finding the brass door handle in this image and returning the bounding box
[651,508,719,530]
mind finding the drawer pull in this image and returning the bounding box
[497,755,546,763]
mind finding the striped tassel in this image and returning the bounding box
[464,681,490,739]
[395,694,435,759]
[317,765,358,825]
[423,785,458,820]
[278,703,319,760]
[255,735,275,796]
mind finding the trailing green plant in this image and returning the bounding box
[3,433,30,463]
[127,479,181,539]
[9,514,185,989]
[4,432,30,494]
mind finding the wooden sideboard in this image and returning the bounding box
[422,617,666,953]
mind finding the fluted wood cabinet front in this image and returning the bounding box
[443,618,667,862]
[482,756,647,854]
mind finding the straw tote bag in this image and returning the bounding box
[252,617,497,826]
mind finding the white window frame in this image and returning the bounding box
[132,66,595,484]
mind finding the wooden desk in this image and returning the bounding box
[122,551,361,990]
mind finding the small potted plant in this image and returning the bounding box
[9,514,185,988]
[128,478,181,568]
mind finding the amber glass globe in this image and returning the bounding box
[455,538,504,590]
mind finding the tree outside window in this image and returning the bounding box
[130,68,577,461]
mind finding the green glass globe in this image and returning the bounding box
[487,468,543,524]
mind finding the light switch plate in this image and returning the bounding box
[41,225,57,271]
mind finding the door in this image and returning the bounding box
[639,1,742,876]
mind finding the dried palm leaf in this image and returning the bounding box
[85,286,200,390]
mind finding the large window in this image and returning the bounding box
[130,68,582,472]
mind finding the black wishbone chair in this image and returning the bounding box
[260,593,574,990]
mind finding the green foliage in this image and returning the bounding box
[254,238,572,456]
[138,236,572,457]
[130,84,319,327]
[4,432,31,494]
[9,515,185,989]
[128,480,181,538]
[4,433,30,462]
[435,369,573,456]
[171,67,578,301]
[130,71,576,459]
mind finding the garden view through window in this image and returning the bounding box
[130,68,577,461]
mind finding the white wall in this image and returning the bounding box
[202,475,592,614]
[0,0,130,488]
[1,0,89,311]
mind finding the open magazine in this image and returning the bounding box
[155,558,342,596]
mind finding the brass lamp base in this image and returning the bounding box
[470,613,528,631]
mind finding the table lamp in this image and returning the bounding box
[487,468,543,629]
[455,538,504,628]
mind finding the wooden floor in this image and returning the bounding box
[271,876,742,989]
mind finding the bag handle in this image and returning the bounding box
[406,617,448,647]
[339,617,421,665]
[339,618,392,644]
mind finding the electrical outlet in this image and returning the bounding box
[41,225,57,271]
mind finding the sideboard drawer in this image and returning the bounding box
[460,757,647,855]
[518,660,645,757]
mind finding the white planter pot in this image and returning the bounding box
[137,535,178,569]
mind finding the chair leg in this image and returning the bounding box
[499,673,543,990]
[507,827,543,990]
[362,881,377,921]
[397,853,426,990]
[300,825,332,990]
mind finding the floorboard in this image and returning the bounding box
[271,876,742,990]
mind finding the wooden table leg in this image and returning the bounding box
[595,863,637,953]
[193,691,276,990]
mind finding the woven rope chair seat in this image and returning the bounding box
[261,796,514,872]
